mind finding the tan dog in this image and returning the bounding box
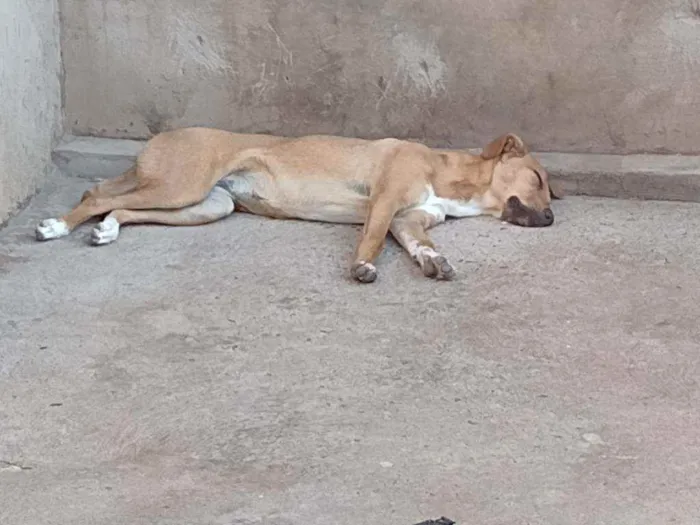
[36,128,561,283]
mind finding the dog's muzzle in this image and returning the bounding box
[501,196,554,227]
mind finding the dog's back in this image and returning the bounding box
[135,127,288,191]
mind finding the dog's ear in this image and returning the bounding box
[549,179,564,200]
[481,133,529,160]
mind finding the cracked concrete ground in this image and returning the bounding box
[1,172,699,525]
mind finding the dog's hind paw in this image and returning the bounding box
[91,217,120,245]
[36,218,70,241]
[351,261,377,283]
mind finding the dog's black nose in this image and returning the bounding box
[540,208,554,226]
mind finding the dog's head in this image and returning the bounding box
[481,133,562,227]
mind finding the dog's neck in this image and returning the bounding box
[430,150,497,201]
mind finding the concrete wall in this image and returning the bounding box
[60,1,700,155]
[0,0,62,223]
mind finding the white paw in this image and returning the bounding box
[91,217,120,245]
[36,218,70,241]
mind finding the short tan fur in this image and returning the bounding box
[36,127,562,283]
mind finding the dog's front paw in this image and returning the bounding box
[36,218,70,241]
[417,250,456,281]
[351,261,377,283]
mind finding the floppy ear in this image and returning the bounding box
[480,133,529,160]
[549,179,564,200]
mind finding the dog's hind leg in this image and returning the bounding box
[36,172,215,241]
[36,168,142,241]
[90,185,235,245]
[80,168,139,202]
[36,180,208,242]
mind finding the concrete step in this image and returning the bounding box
[53,135,145,181]
[53,135,700,202]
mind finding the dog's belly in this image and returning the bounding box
[217,172,370,224]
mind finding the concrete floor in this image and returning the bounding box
[1,172,700,525]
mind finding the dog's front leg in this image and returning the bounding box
[350,194,402,283]
[390,209,455,280]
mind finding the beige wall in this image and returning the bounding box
[0,0,62,223]
[60,1,700,155]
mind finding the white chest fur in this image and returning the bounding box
[414,185,485,223]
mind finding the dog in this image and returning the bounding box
[36,128,561,283]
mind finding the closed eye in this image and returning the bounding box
[532,169,544,190]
